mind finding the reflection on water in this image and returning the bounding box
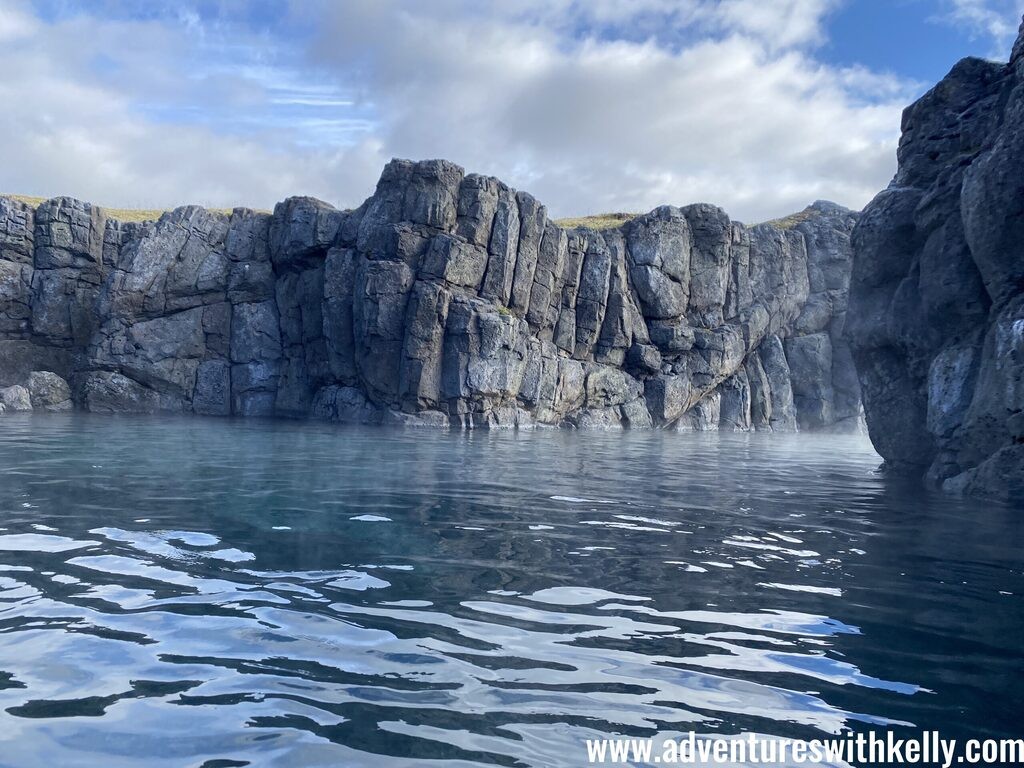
[0,413,1021,766]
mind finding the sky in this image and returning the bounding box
[1,0,1022,223]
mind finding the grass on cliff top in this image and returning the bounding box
[2,194,255,223]
[558,207,827,231]
[760,209,815,230]
[7,194,818,232]
[553,212,638,230]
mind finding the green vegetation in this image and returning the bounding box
[1,194,260,223]
[553,212,638,230]
[8,193,641,231]
[761,209,815,230]
[4,194,46,209]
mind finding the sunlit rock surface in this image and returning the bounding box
[1,161,860,431]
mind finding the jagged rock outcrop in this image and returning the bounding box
[1,160,861,431]
[850,18,1024,498]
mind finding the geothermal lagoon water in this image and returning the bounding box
[0,414,1021,766]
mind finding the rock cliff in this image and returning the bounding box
[1,160,861,430]
[850,19,1024,498]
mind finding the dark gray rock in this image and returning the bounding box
[676,390,720,431]
[757,334,797,431]
[231,301,281,365]
[648,319,694,355]
[0,197,34,264]
[194,359,231,416]
[399,280,451,410]
[626,342,662,375]
[480,184,520,306]
[719,368,753,432]
[509,192,547,314]
[681,204,732,328]
[311,384,382,424]
[0,257,32,337]
[0,157,860,431]
[269,197,343,269]
[456,174,500,247]
[574,232,613,358]
[0,199,36,341]
[525,221,567,336]
[585,366,642,409]
[28,198,107,349]
[644,374,690,425]
[620,396,654,429]
[745,353,772,431]
[849,18,1024,497]
[0,340,71,387]
[81,371,160,414]
[26,370,72,411]
[0,384,32,411]
[785,332,834,430]
[625,206,690,320]
[383,408,451,428]
[323,247,358,383]
[421,235,488,290]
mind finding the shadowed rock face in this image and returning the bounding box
[850,18,1024,498]
[1,159,861,431]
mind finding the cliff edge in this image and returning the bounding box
[850,17,1024,498]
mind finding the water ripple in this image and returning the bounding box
[0,413,1021,765]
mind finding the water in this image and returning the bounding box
[0,413,1021,767]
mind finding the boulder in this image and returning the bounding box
[0,384,32,411]
[81,371,160,414]
[26,371,72,411]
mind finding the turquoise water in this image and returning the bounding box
[0,414,1021,766]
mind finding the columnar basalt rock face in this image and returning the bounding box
[849,19,1024,498]
[1,159,861,431]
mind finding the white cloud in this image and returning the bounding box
[0,3,37,41]
[938,0,1024,57]
[305,0,912,221]
[710,0,841,49]
[0,1,386,210]
[0,0,920,221]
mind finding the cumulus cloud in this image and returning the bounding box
[0,0,926,221]
[710,0,841,49]
[0,1,388,210]
[938,0,1024,57]
[305,0,911,220]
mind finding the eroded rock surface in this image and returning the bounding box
[1,160,861,431]
[850,19,1024,498]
